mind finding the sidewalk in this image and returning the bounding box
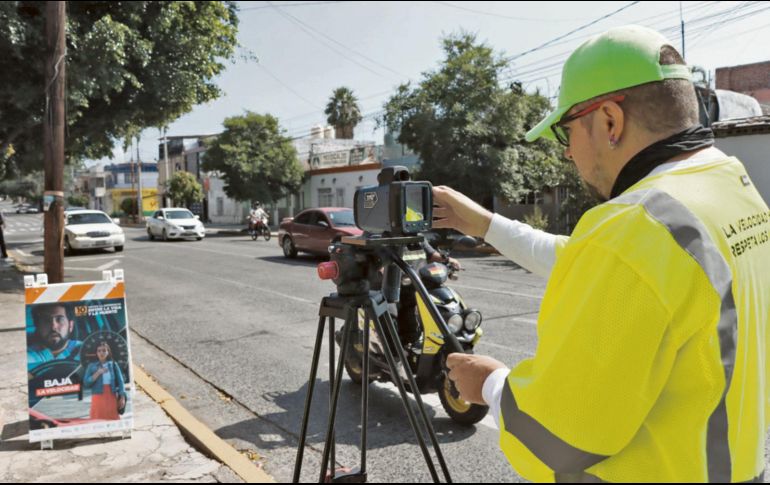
[0,259,272,482]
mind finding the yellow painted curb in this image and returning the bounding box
[133,365,274,483]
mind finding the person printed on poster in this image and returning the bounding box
[83,341,126,420]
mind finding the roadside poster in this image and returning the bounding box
[24,271,134,443]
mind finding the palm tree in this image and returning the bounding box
[324,87,363,139]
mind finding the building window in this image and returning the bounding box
[556,186,568,203]
[216,197,224,216]
[336,188,345,207]
[318,188,333,206]
[518,191,543,205]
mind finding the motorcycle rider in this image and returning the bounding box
[249,202,269,233]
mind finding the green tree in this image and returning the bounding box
[202,112,302,204]
[67,193,89,208]
[556,163,597,234]
[0,1,239,177]
[0,171,43,202]
[167,171,204,207]
[325,87,363,139]
[120,197,137,217]
[382,32,562,208]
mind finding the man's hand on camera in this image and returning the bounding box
[432,186,494,238]
[446,353,507,405]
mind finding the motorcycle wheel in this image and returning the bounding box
[438,374,489,426]
[262,226,271,241]
[250,229,258,241]
[343,354,377,385]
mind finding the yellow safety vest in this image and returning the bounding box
[499,157,770,482]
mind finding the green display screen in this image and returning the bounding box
[404,186,425,222]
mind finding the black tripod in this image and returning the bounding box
[293,238,462,483]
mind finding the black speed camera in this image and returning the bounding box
[353,167,432,236]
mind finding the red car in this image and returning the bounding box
[278,208,363,258]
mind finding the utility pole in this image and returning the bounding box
[164,128,170,208]
[136,136,144,222]
[130,141,135,222]
[43,1,66,283]
[680,2,686,60]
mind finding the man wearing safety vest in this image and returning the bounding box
[434,25,770,483]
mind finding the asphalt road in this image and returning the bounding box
[118,229,541,482]
[5,206,543,482]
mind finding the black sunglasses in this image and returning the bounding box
[551,95,626,147]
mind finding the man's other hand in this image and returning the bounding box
[432,186,493,238]
[446,353,507,405]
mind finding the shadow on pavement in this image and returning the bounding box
[216,378,477,454]
[257,255,324,268]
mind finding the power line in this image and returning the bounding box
[282,88,395,124]
[431,1,595,22]
[687,1,755,49]
[276,5,408,79]
[281,3,691,138]
[249,2,770,145]
[267,1,405,80]
[241,1,349,11]
[505,1,641,62]
[505,1,717,75]
[257,63,323,110]
[501,2,770,87]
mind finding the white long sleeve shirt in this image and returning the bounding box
[479,147,730,429]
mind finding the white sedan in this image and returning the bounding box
[146,208,205,241]
[64,210,125,254]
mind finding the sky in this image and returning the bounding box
[95,0,770,166]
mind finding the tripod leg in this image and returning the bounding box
[293,315,327,483]
[329,317,336,476]
[367,308,441,483]
[361,313,370,474]
[319,310,354,483]
[381,311,453,483]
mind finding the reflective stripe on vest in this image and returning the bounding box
[614,188,737,482]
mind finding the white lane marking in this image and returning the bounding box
[480,340,530,353]
[95,259,121,271]
[451,283,543,300]
[15,249,31,257]
[123,254,316,305]
[67,255,124,262]
[484,316,539,327]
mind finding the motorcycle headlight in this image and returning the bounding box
[463,310,482,332]
[446,314,463,333]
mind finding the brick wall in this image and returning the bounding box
[716,61,770,103]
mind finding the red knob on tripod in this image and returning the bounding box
[317,261,339,280]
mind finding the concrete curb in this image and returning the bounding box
[133,366,275,483]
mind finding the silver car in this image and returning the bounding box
[146,208,205,241]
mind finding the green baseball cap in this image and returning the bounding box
[525,25,692,142]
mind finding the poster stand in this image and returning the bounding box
[24,269,135,450]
